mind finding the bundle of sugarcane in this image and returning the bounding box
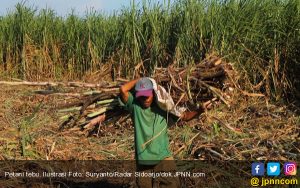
[53,56,235,135]
[153,56,234,108]
[56,87,126,134]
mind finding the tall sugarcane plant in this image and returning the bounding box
[0,0,299,100]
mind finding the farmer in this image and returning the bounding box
[119,77,211,188]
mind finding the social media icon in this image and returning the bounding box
[267,162,280,176]
[252,162,264,176]
[284,162,297,176]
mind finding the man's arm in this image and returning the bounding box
[119,78,139,104]
[180,100,213,121]
[180,108,204,121]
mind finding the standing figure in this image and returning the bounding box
[119,77,211,188]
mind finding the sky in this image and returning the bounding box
[0,0,174,16]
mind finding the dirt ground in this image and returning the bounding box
[0,84,299,187]
[0,85,135,160]
[0,84,299,161]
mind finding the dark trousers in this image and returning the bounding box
[136,157,181,188]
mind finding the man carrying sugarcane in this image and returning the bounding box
[119,77,212,188]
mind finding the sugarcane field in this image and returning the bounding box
[0,0,299,188]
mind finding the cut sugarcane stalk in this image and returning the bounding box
[96,99,118,105]
[58,107,82,113]
[87,107,114,118]
[83,91,102,95]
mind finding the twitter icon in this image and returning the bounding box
[267,162,280,176]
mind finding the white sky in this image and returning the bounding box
[0,0,175,16]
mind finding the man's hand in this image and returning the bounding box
[181,98,216,121]
[119,79,139,104]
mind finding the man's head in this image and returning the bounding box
[135,77,154,108]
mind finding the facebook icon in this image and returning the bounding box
[252,162,265,176]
